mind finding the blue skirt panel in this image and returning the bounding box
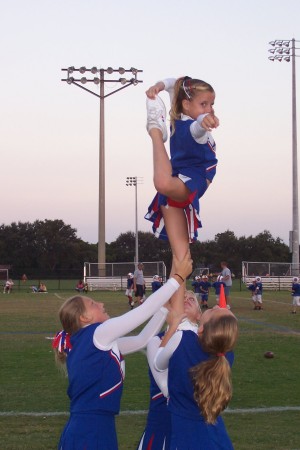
[137,408,171,450]
[58,413,118,450]
[170,413,233,450]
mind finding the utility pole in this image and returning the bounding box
[61,66,143,271]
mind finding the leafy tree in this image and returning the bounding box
[0,220,291,279]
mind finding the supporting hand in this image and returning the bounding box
[146,81,165,99]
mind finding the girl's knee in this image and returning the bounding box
[153,175,172,195]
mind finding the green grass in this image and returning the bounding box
[0,289,300,449]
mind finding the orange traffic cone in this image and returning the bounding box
[219,283,227,308]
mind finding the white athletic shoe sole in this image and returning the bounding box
[146,96,168,142]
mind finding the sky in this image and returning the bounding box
[1,0,300,246]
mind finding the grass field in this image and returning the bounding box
[1,287,300,449]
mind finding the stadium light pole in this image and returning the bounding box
[268,39,300,275]
[126,176,143,266]
[61,66,143,271]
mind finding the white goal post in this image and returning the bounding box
[0,269,9,280]
[83,261,167,291]
[242,261,300,290]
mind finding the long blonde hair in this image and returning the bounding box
[190,314,238,424]
[170,76,215,133]
[53,295,86,368]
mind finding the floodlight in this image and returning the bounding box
[81,77,87,84]
[284,56,291,62]
[130,78,139,86]
[269,41,276,46]
[130,67,137,75]
[118,67,125,74]
[119,78,127,85]
[276,40,283,47]
[91,67,98,74]
[79,67,86,74]
[68,66,75,74]
[268,56,275,61]
[67,77,74,84]
[106,67,114,74]
[283,41,290,47]
[276,48,283,54]
[93,77,100,84]
[268,49,275,54]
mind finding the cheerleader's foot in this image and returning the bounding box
[146,96,168,142]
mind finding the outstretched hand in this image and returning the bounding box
[201,113,220,132]
[173,250,193,281]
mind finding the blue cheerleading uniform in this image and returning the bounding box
[58,323,124,450]
[137,332,171,450]
[57,278,182,450]
[168,330,234,450]
[145,118,217,242]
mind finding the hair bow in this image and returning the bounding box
[52,330,72,354]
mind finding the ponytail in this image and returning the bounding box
[191,355,232,424]
[52,295,86,373]
[190,314,238,424]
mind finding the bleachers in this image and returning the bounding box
[243,276,295,291]
[85,276,154,291]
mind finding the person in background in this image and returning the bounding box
[75,280,85,293]
[38,282,47,293]
[248,277,263,310]
[212,275,226,305]
[126,273,134,309]
[152,275,162,293]
[191,275,201,300]
[3,279,14,294]
[291,276,300,314]
[199,275,211,309]
[21,274,28,283]
[134,263,145,305]
[220,261,232,309]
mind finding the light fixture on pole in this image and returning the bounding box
[61,67,143,271]
[268,39,300,274]
[126,176,143,266]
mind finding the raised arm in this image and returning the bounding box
[147,336,169,398]
[94,280,179,350]
[146,78,176,103]
[93,251,192,350]
[117,306,168,355]
[154,331,183,371]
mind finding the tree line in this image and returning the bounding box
[0,220,291,278]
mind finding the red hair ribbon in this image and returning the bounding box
[216,353,225,357]
[52,330,72,354]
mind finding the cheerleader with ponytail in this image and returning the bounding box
[52,253,192,450]
[153,296,238,449]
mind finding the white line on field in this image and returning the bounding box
[54,293,66,300]
[1,407,300,417]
